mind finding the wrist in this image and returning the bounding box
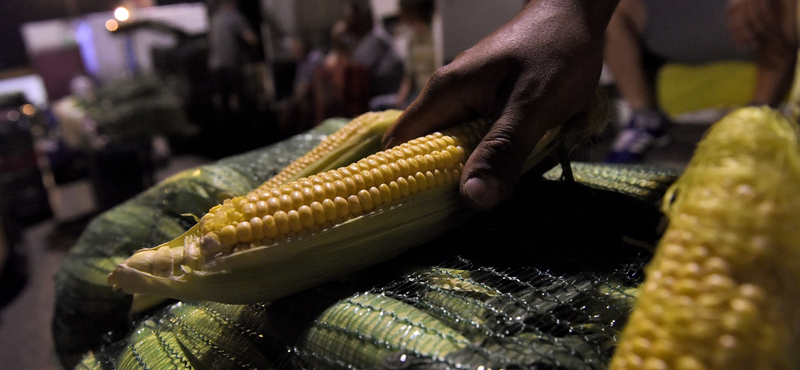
[523,0,619,35]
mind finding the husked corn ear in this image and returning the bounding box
[195,125,474,252]
[107,119,491,303]
[108,93,608,304]
[609,107,800,370]
[260,110,402,189]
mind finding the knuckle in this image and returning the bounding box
[424,67,459,92]
[479,134,528,165]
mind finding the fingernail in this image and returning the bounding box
[463,176,502,209]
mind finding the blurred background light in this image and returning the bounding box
[6,110,20,122]
[105,19,119,32]
[21,104,36,116]
[114,7,130,21]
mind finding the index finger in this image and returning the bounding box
[382,68,479,149]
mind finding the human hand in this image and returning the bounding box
[727,0,782,50]
[382,0,618,210]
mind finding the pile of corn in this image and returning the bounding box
[57,104,800,370]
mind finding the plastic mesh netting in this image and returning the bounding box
[54,118,680,370]
[79,253,646,370]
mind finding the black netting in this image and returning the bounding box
[296,256,645,370]
[77,252,647,370]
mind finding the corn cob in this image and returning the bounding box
[302,293,471,369]
[77,301,273,370]
[107,118,498,303]
[194,119,480,248]
[108,92,608,304]
[417,268,497,338]
[543,162,680,203]
[609,107,800,370]
[259,110,402,189]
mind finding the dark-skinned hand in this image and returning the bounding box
[382,0,619,210]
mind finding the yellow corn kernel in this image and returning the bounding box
[249,217,265,240]
[262,215,278,238]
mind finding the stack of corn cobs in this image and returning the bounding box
[54,101,800,370]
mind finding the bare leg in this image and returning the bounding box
[750,0,797,106]
[604,0,672,164]
[604,0,654,110]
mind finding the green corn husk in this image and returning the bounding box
[543,162,681,204]
[415,268,498,338]
[75,301,274,370]
[58,169,668,370]
[302,293,471,369]
[74,76,197,147]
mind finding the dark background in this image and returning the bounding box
[0,0,205,72]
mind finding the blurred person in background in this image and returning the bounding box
[342,0,405,99]
[291,37,325,108]
[207,0,259,117]
[603,0,797,163]
[277,37,325,135]
[313,21,371,124]
[371,0,436,110]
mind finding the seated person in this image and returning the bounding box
[604,0,797,163]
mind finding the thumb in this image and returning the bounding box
[459,108,550,211]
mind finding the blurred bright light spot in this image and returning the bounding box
[105,19,119,32]
[21,104,36,116]
[114,7,130,21]
[7,111,20,122]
